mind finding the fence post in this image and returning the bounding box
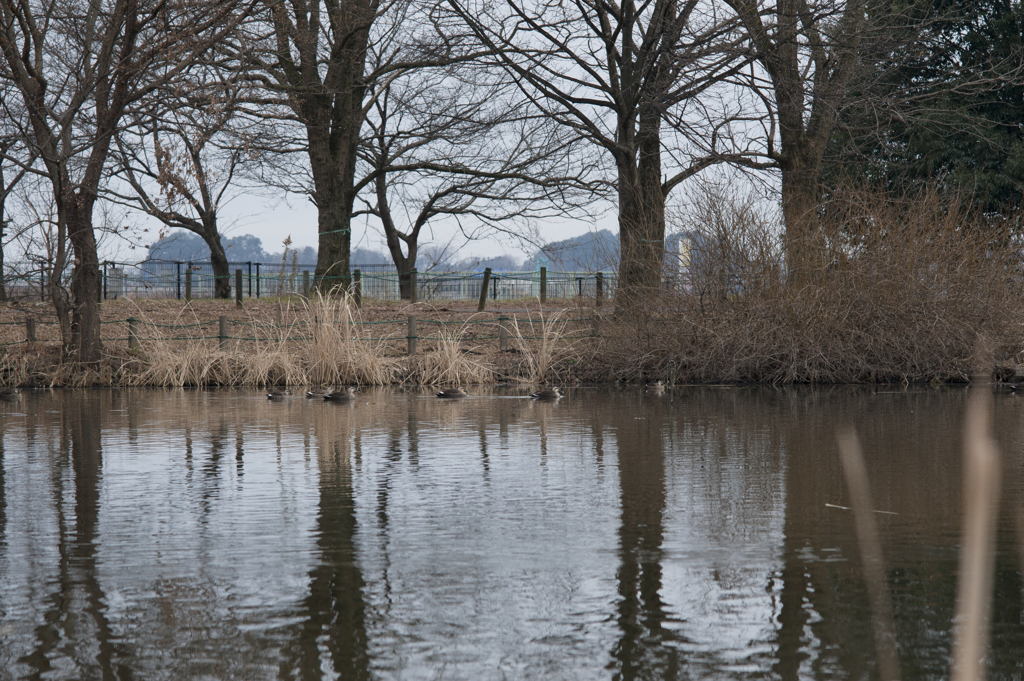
[477,267,492,312]
[499,315,509,352]
[539,267,547,304]
[184,269,192,302]
[247,262,252,298]
[596,272,603,308]
[176,261,182,300]
[219,315,228,350]
[407,315,417,355]
[256,263,261,298]
[591,313,601,338]
[128,317,138,350]
[303,270,310,298]
[410,269,418,304]
[25,318,35,343]
[275,301,283,328]
[353,270,362,307]
[235,269,243,307]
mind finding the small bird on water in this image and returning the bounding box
[530,387,562,400]
[437,387,468,398]
[267,389,292,400]
[0,388,22,402]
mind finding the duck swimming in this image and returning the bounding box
[0,388,22,402]
[646,380,665,395]
[437,387,468,398]
[267,389,292,400]
[306,387,334,398]
[323,386,357,401]
[530,387,562,400]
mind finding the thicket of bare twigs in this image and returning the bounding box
[599,186,1024,384]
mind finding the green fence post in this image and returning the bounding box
[184,269,192,302]
[539,267,547,304]
[407,316,417,355]
[303,270,310,298]
[236,270,243,307]
[219,315,228,350]
[25,318,35,343]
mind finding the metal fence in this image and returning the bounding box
[1,259,621,302]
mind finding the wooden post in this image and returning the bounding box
[353,270,362,307]
[235,269,243,307]
[303,270,310,298]
[596,272,604,308]
[184,269,192,302]
[407,315,417,355]
[477,267,492,312]
[219,315,228,350]
[539,266,547,304]
[25,318,35,342]
[499,315,509,352]
[591,313,601,338]
[128,317,138,350]
[410,269,418,304]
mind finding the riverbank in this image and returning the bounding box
[0,296,610,388]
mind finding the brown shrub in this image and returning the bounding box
[600,186,1024,384]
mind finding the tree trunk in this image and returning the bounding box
[780,144,826,285]
[617,107,666,299]
[308,125,355,293]
[207,228,232,299]
[66,203,103,365]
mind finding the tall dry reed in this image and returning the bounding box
[302,291,399,386]
[407,322,492,386]
[508,308,578,384]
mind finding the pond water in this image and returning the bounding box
[1,386,1023,680]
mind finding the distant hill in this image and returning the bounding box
[531,230,619,271]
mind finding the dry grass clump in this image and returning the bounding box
[602,185,1024,384]
[303,291,399,386]
[407,323,492,386]
[127,303,305,387]
[507,308,580,384]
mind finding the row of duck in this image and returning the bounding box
[268,381,669,402]
[268,386,564,402]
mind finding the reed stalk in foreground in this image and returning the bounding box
[840,376,1002,681]
[837,430,901,681]
[951,378,1001,681]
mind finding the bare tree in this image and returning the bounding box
[360,57,602,298]
[110,69,259,299]
[237,0,494,290]
[446,0,758,298]
[717,0,872,281]
[0,0,251,362]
